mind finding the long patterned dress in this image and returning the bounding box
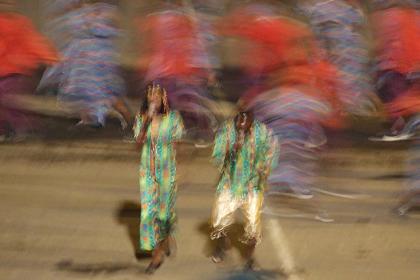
[134,110,184,251]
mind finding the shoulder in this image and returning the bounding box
[253,119,266,131]
[169,110,182,120]
[135,112,143,119]
[219,119,235,132]
[254,120,272,137]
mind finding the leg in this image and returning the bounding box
[140,198,167,274]
[395,189,420,216]
[398,141,420,216]
[243,238,258,271]
[0,75,34,139]
[113,97,133,129]
[211,235,231,264]
[145,241,165,274]
[145,190,174,275]
[377,71,410,136]
[139,177,164,273]
[139,202,159,252]
[157,184,177,257]
[145,180,179,274]
[241,192,264,270]
[210,191,237,263]
[400,114,420,135]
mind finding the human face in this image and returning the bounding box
[147,90,163,114]
[236,111,252,132]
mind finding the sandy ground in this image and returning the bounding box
[1,139,420,280]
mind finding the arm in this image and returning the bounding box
[212,122,230,172]
[133,113,148,151]
[133,113,142,138]
[172,111,185,142]
[256,127,279,182]
[171,111,185,151]
[263,129,279,178]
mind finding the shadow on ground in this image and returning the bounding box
[197,222,264,263]
[115,200,151,260]
[214,269,285,280]
[55,259,145,275]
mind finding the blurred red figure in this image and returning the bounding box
[370,2,420,215]
[0,4,58,141]
[137,5,216,143]
[140,11,206,82]
[370,4,420,141]
[219,5,344,129]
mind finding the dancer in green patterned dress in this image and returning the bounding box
[134,84,184,274]
[210,107,278,270]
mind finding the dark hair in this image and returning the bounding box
[234,110,254,130]
[228,110,254,165]
[139,85,169,116]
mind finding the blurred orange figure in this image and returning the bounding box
[0,12,58,77]
[0,7,58,141]
[370,5,420,140]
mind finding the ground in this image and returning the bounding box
[1,137,420,280]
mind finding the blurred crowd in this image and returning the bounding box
[1,0,420,213]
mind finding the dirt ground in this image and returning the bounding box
[1,138,420,280]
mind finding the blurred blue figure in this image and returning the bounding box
[297,0,377,116]
[39,1,131,129]
[251,90,330,200]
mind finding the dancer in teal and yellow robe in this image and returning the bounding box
[134,84,184,274]
[210,108,278,270]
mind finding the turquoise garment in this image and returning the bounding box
[212,119,278,198]
[134,110,184,251]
